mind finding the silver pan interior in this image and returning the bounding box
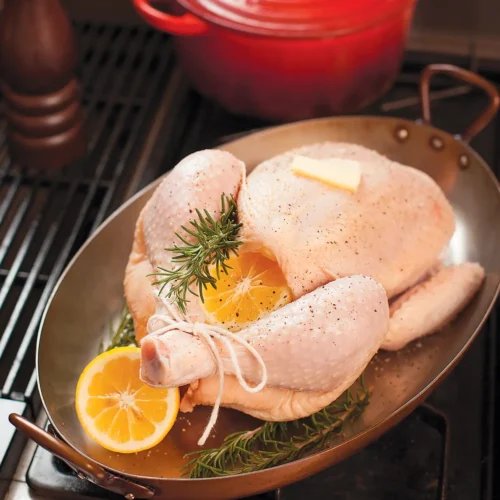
[37,116,500,489]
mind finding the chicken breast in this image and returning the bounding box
[238,142,455,300]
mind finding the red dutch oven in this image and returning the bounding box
[133,0,416,121]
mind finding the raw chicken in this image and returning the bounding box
[126,149,388,434]
[125,143,485,434]
[125,149,391,436]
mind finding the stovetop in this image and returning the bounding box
[1,21,499,500]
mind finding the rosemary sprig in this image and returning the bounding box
[184,376,370,478]
[100,306,138,353]
[151,194,242,314]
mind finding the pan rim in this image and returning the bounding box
[36,114,500,483]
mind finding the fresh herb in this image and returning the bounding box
[101,306,137,353]
[184,376,370,478]
[151,194,242,314]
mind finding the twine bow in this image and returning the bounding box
[147,293,267,445]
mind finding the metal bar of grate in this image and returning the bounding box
[24,371,37,403]
[0,23,174,402]
[92,44,173,229]
[77,24,115,80]
[0,174,33,262]
[0,171,22,224]
[0,269,49,280]
[0,174,112,190]
[0,179,43,306]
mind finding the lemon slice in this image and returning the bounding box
[75,346,179,453]
[202,252,291,332]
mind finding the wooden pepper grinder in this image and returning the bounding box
[0,0,86,171]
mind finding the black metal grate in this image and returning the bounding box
[0,23,183,476]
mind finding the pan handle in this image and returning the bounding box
[419,64,500,142]
[9,414,155,499]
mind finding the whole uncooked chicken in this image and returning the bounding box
[124,143,484,434]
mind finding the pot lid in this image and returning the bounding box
[176,0,411,37]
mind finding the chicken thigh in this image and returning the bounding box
[142,275,388,426]
[141,276,389,393]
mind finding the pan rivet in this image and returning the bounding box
[395,126,409,142]
[459,153,470,169]
[430,136,444,151]
[125,494,135,500]
[77,472,86,480]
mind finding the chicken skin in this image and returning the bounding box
[237,142,484,350]
[125,144,484,429]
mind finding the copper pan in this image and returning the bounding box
[9,64,500,499]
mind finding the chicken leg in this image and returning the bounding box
[141,275,389,391]
[141,275,389,421]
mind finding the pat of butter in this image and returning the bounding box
[290,155,361,192]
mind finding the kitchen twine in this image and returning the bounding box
[146,291,268,446]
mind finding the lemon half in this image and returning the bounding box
[75,346,179,453]
[202,252,291,332]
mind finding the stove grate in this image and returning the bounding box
[0,22,181,480]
